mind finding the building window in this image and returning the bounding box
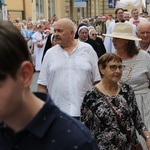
[36,0,44,21]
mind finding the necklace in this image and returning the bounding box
[123,56,136,83]
[101,81,120,98]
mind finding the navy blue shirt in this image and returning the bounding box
[0,92,99,150]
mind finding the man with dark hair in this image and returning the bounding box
[0,21,99,150]
[104,8,125,52]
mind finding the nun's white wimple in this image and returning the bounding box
[78,26,88,35]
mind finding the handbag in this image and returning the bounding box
[94,86,143,150]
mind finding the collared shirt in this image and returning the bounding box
[129,17,148,26]
[145,45,150,54]
[38,40,100,116]
[138,44,150,55]
[0,92,99,150]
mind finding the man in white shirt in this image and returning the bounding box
[136,22,150,53]
[129,8,148,26]
[37,18,100,119]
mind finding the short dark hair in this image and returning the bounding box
[98,53,122,78]
[115,8,124,15]
[0,21,30,80]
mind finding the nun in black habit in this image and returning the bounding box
[74,23,106,58]
[42,33,56,61]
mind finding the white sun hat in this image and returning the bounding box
[103,22,141,41]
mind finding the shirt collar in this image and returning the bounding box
[25,92,60,138]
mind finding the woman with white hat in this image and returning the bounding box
[103,22,150,149]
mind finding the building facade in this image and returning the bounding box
[3,0,116,21]
[2,0,149,21]
[4,0,55,21]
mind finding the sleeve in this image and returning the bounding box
[32,33,37,43]
[145,51,150,80]
[81,90,95,128]
[80,89,102,133]
[89,47,101,83]
[103,23,114,53]
[37,52,49,86]
[128,85,148,134]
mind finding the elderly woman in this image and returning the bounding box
[103,22,150,149]
[74,23,105,58]
[89,28,106,55]
[81,53,150,149]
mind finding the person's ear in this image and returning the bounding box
[19,61,34,88]
[71,29,75,37]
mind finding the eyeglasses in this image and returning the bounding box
[107,65,125,71]
[92,34,97,36]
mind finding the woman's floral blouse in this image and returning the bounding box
[81,83,147,150]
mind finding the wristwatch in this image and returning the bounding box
[145,135,150,140]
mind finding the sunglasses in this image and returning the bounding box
[92,33,97,36]
[107,65,125,71]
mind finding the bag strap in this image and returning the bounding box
[94,86,133,144]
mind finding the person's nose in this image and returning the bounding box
[144,32,148,36]
[115,67,121,72]
[83,33,87,36]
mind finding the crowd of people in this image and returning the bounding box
[1,7,150,149]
